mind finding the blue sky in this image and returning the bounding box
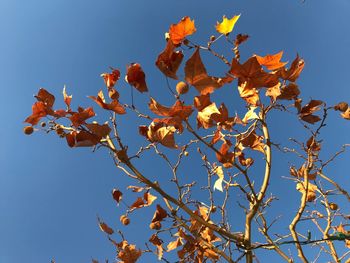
[1,0,350,262]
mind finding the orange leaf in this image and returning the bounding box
[140,122,177,148]
[156,40,184,79]
[255,51,287,70]
[169,16,196,45]
[125,63,148,93]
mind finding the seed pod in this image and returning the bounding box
[329,203,338,211]
[176,81,189,95]
[23,126,34,135]
[149,221,161,230]
[120,215,130,225]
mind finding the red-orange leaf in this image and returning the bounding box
[125,63,148,93]
[169,16,196,45]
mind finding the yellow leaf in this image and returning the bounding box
[216,15,241,35]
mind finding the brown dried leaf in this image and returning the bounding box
[151,205,168,223]
[98,217,114,235]
[156,40,184,79]
[112,189,123,204]
[185,48,229,94]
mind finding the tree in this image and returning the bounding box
[24,15,350,263]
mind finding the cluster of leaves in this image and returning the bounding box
[25,15,350,263]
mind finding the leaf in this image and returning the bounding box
[130,197,145,211]
[149,98,193,120]
[151,205,168,223]
[101,68,120,88]
[237,81,260,106]
[169,16,196,45]
[117,241,142,263]
[98,217,114,235]
[235,34,249,46]
[69,107,95,127]
[140,122,177,148]
[125,63,148,93]
[25,101,50,125]
[89,90,126,114]
[255,51,287,70]
[278,54,305,82]
[213,166,224,192]
[216,139,235,168]
[341,107,350,120]
[242,106,259,124]
[143,192,157,206]
[149,234,164,260]
[265,82,281,102]
[85,123,111,138]
[156,40,184,79]
[197,102,220,129]
[236,129,265,153]
[215,14,240,35]
[296,182,318,202]
[35,88,55,108]
[185,48,231,94]
[230,57,279,88]
[65,130,100,147]
[277,82,300,100]
[112,189,123,204]
[299,99,323,124]
[167,238,183,252]
[62,86,72,109]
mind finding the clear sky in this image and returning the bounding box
[1,0,350,262]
